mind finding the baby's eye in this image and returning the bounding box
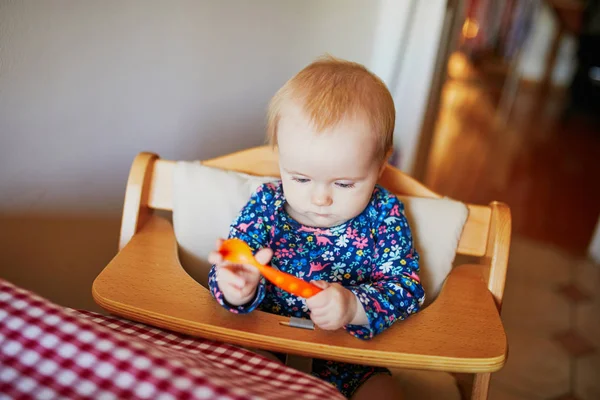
[292,177,310,183]
[335,182,355,189]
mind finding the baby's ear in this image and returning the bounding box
[378,150,392,176]
[378,162,386,178]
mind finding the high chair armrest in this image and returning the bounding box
[93,216,507,373]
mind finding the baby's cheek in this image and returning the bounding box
[282,185,300,204]
[340,192,368,216]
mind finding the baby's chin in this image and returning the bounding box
[285,203,358,228]
[301,213,354,228]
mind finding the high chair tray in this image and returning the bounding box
[93,215,507,373]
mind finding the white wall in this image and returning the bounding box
[0,0,379,214]
[371,0,448,173]
[518,2,577,86]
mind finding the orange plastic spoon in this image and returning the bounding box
[218,238,323,298]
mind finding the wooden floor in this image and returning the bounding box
[424,53,600,256]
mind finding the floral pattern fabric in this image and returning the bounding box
[208,181,425,397]
[209,181,425,339]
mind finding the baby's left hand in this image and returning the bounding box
[306,281,358,330]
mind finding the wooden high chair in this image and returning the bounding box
[93,146,511,400]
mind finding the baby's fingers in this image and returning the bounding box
[217,266,246,288]
[254,248,273,265]
[310,280,330,290]
[208,239,226,264]
[239,283,257,299]
[208,251,223,265]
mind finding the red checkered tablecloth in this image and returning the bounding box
[0,279,344,399]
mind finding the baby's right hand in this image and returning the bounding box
[208,239,273,306]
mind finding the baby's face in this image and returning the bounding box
[277,102,383,228]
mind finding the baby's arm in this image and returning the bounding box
[346,195,425,340]
[208,184,274,313]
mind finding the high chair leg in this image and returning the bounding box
[471,373,491,400]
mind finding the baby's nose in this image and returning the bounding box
[311,190,333,207]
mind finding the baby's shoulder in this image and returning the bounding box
[247,180,285,210]
[253,180,282,199]
[367,186,405,221]
[370,185,403,207]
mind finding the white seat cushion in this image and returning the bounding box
[172,162,468,304]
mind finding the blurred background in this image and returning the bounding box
[0,1,598,399]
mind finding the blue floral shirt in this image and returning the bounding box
[208,182,425,340]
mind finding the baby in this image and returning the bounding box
[208,56,425,399]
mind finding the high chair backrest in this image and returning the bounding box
[120,146,511,308]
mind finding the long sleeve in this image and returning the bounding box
[345,195,425,340]
[207,183,276,313]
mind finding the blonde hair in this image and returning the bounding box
[266,55,395,160]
